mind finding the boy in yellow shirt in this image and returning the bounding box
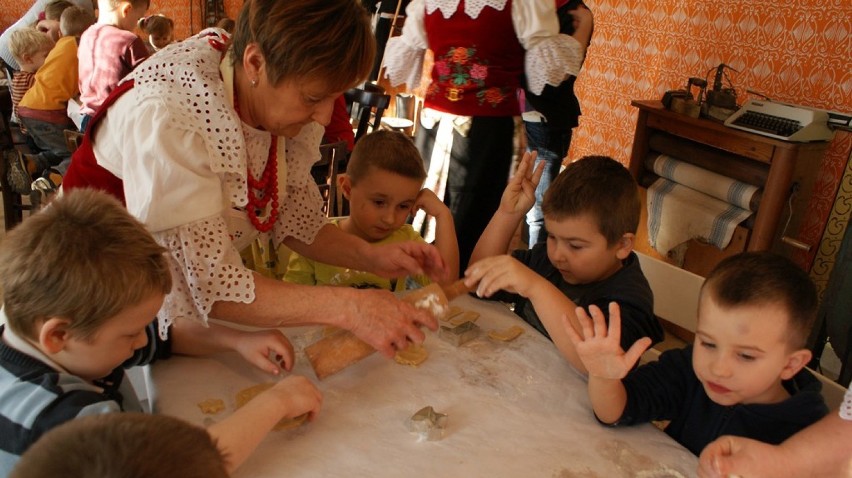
[285,130,459,290]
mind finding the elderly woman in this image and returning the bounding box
[63,0,446,358]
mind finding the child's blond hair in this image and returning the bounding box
[60,6,95,37]
[0,189,172,341]
[347,130,426,184]
[7,28,54,65]
[42,0,74,21]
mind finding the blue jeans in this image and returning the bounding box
[524,121,573,247]
[18,116,73,175]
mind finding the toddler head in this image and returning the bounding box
[0,189,172,381]
[60,6,96,38]
[98,0,150,31]
[36,0,73,42]
[541,155,639,284]
[8,28,54,72]
[693,252,817,406]
[340,130,426,242]
[10,413,228,478]
[138,14,175,51]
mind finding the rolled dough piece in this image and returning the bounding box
[197,398,225,415]
[236,383,309,430]
[442,305,464,322]
[394,344,429,366]
[488,325,524,342]
[449,310,479,326]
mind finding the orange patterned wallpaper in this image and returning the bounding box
[2,0,849,270]
[570,0,851,271]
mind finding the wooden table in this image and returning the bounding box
[151,295,697,477]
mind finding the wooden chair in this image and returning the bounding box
[64,129,84,153]
[313,141,347,217]
[636,252,846,409]
[344,87,391,143]
[0,85,32,230]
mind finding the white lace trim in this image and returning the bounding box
[127,31,249,208]
[426,0,508,19]
[155,215,256,336]
[383,37,425,89]
[525,33,584,95]
[125,30,327,334]
[842,384,852,421]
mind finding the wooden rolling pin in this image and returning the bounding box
[305,280,473,380]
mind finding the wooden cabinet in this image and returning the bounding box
[628,100,830,276]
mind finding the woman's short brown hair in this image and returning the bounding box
[231,0,375,92]
[0,189,172,341]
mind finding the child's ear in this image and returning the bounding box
[38,317,73,354]
[779,348,812,380]
[338,174,352,199]
[614,233,635,260]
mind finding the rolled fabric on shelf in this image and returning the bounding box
[645,154,760,210]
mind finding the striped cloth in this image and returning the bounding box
[647,155,757,255]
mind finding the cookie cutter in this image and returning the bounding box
[438,321,480,346]
[407,405,448,441]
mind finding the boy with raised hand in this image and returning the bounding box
[0,189,321,474]
[464,153,662,373]
[285,130,459,290]
[566,252,829,456]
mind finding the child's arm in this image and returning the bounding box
[414,188,459,282]
[170,319,295,375]
[468,151,543,266]
[207,375,322,473]
[564,303,652,423]
[570,6,594,52]
[464,254,588,372]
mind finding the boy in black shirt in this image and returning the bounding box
[464,153,663,374]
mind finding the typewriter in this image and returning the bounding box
[724,100,836,142]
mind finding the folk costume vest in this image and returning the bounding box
[423,0,524,117]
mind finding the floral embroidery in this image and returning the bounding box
[430,45,508,107]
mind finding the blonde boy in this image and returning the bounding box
[464,154,662,373]
[77,0,151,129]
[0,189,321,474]
[566,252,828,456]
[285,130,459,290]
[7,28,53,126]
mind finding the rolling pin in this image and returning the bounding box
[304,280,472,380]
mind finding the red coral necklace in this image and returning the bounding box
[234,80,279,233]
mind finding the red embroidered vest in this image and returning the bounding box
[62,79,134,203]
[423,0,524,116]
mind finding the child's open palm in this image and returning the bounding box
[500,151,543,215]
[564,303,651,379]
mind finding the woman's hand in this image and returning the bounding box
[343,288,439,358]
[232,329,296,375]
[363,241,449,283]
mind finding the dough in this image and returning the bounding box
[488,325,524,342]
[394,344,429,366]
[236,383,309,430]
[442,305,464,322]
[197,398,225,415]
[449,310,479,326]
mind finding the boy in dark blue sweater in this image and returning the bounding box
[566,252,828,455]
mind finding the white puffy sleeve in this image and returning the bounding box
[382,0,428,89]
[512,0,586,95]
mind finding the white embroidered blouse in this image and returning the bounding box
[90,32,327,336]
[383,0,587,95]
